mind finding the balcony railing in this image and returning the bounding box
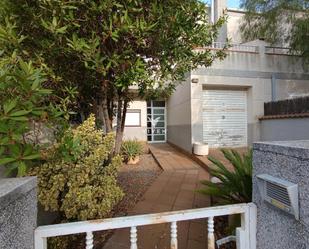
[205,42,294,55]
[265,46,292,55]
[34,203,257,249]
[212,42,259,53]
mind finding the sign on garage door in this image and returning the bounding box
[202,89,247,147]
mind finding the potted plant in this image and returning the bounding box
[121,140,143,165]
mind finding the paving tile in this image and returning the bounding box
[151,203,172,213]
[188,221,207,243]
[132,201,155,214]
[138,224,169,249]
[186,169,199,175]
[193,194,210,208]
[172,205,189,211]
[174,195,195,208]
[164,186,180,196]
[156,193,177,206]
[181,182,197,191]
[186,239,207,249]
[103,143,211,249]
[143,190,161,202]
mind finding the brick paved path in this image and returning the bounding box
[103,144,210,249]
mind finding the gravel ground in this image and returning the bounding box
[113,153,162,216]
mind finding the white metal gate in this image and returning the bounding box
[202,89,247,147]
[35,203,257,249]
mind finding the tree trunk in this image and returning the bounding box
[121,98,128,133]
[114,97,124,155]
[101,97,112,133]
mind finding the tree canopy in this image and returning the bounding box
[1,0,226,154]
[241,0,309,60]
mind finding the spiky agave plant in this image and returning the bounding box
[198,149,252,204]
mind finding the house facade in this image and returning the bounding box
[123,0,309,153]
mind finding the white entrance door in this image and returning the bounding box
[147,101,166,143]
[202,89,247,147]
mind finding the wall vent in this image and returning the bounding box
[257,174,299,220]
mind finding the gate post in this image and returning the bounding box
[236,203,257,249]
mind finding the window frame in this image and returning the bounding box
[125,109,142,127]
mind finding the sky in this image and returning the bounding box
[228,0,241,8]
[203,0,241,9]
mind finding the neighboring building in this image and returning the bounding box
[123,0,309,153]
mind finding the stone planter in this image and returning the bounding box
[127,156,140,165]
[193,142,209,156]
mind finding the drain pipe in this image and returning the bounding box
[211,0,215,48]
[211,0,215,24]
[271,74,277,101]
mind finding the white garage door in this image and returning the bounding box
[202,89,247,147]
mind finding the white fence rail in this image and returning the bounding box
[35,203,257,249]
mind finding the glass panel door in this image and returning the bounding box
[147,101,166,142]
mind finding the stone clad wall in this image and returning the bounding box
[0,177,37,249]
[253,141,309,249]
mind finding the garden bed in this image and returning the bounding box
[79,152,162,249]
[113,153,163,216]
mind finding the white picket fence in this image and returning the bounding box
[35,203,257,249]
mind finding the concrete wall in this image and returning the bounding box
[275,79,309,100]
[208,45,308,74]
[253,141,309,249]
[123,100,147,141]
[260,118,309,142]
[161,49,308,151]
[191,45,309,147]
[167,76,192,152]
[0,177,37,249]
[214,0,228,43]
[227,9,245,43]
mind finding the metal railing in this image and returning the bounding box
[34,203,257,249]
[265,46,291,55]
[207,42,294,55]
[212,42,259,53]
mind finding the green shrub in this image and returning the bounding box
[198,149,252,204]
[32,115,124,221]
[0,57,62,176]
[121,139,143,161]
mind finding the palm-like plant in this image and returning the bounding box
[198,149,252,204]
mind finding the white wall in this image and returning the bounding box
[167,76,192,152]
[123,100,147,141]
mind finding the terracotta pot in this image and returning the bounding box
[127,156,140,165]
